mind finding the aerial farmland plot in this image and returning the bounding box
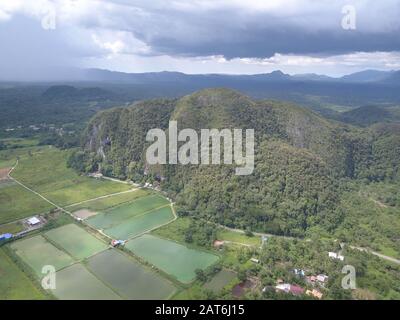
[86,249,176,300]
[203,269,237,293]
[10,148,131,206]
[50,263,121,300]
[0,147,134,225]
[44,224,108,260]
[67,188,149,212]
[86,194,170,229]
[125,234,220,283]
[86,194,174,240]
[0,248,46,300]
[10,235,75,277]
[105,206,175,239]
[0,183,53,224]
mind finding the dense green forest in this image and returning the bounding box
[68,88,400,256]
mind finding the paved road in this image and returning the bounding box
[349,245,400,265]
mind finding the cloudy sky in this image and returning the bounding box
[1,0,400,80]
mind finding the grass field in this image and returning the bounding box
[0,221,25,234]
[10,235,75,277]
[67,189,150,212]
[105,206,175,240]
[0,183,53,224]
[86,194,170,230]
[126,234,219,283]
[203,269,237,293]
[86,249,176,300]
[0,248,46,300]
[50,263,121,300]
[0,138,39,149]
[44,224,108,260]
[151,217,191,243]
[0,145,47,169]
[11,147,131,206]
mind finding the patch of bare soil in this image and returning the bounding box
[72,209,98,220]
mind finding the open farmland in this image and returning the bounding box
[10,147,131,206]
[0,145,47,169]
[87,249,176,299]
[0,221,25,235]
[126,234,219,283]
[50,263,121,300]
[44,224,108,260]
[105,206,175,239]
[85,194,174,240]
[10,235,75,277]
[0,146,133,225]
[0,248,46,300]
[86,194,170,230]
[0,183,53,224]
[67,189,149,212]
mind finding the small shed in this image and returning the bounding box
[27,217,41,226]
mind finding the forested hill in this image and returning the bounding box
[71,88,400,237]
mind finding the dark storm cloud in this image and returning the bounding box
[1,0,400,78]
[99,0,400,59]
[148,27,400,59]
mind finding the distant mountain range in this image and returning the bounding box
[2,68,400,130]
[76,68,400,85]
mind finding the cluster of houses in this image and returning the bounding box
[273,281,324,299]
[5,124,44,132]
[274,281,305,296]
[265,267,326,299]
[4,124,75,135]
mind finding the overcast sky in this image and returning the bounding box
[1,0,400,80]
